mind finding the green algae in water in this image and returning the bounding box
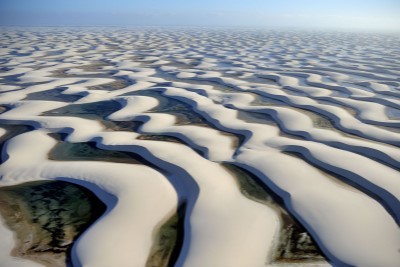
[154,69,239,93]
[0,180,106,267]
[49,68,111,79]
[146,203,186,267]
[24,88,82,102]
[126,89,209,126]
[77,62,111,72]
[137,134,184,144]
[87,78,133,91]
[0,124,33,146]
[107,120,143,132]
[49,135,145,165]
[236,110,277,126]
[42,100,142,132]
[250,95,287,106]
[123,89,244,148]
[223,163,326,264]
[48,134,163,172]
[223,163,282,206]
[43,100,122,120]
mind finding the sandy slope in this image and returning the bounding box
[0,28,399,267]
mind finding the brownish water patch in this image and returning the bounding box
[0,180,106,267]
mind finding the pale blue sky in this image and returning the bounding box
[1,0,399,31]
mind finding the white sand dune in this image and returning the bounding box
[0,28,399,267]
[0,130,178,267]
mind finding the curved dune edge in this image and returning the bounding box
[0,29,399,267]
[0,179,106,267]
[0,131,178,267]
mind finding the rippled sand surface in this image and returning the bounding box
[0,28,399,267]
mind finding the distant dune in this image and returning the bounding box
[0,28,399,267]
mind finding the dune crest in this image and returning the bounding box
[0,28,399,267]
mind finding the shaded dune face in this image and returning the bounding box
[0,28,399,267]
[223,163,325,263]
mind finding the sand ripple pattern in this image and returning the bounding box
[0,28,399,267]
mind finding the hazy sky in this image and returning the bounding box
[1,0,399,31]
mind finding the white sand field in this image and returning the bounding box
[0,28,399,267]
